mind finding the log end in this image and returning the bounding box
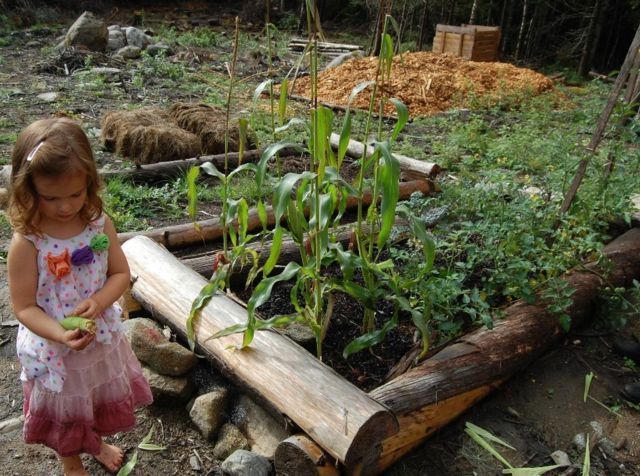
[275,434,340,476]
[343,409,399,475]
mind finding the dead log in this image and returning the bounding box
[99,148,301,183]
[122,236,399,474]
[271,228,640,474]
[117,179,437,250]
[328,133,441,180]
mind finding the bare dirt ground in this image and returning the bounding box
[1,4,640,476]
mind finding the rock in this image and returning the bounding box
[550,450,572,467]
[65,11,108,52]
[128,318,198,376]
[107,28,126,51]
[89,67,122,82]
[278,321,314,347]
[125,26,152,49]
[37,92,59,102]
[121,317,161,343]
[0,416,24,434]
[0,188,8,209]
[0,166,11,188]
[189,388,230,440]
[212,423,249,460]
[231,395,289,458]
[572,432,586,451]
[189,454,202,471]
[220,450,271,476]
[146,44,173,57]
[141,365,194,403]
[116,45,142,60]
[598,437,617,456]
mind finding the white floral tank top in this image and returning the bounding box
[16,215,123,393]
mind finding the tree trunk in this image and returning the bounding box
[578,0,602,77]
[417,0,430,51]
[468,0,479,25]
[514,0,528,61]
[501,0,514,55]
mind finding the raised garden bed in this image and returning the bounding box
[122,226,640,475]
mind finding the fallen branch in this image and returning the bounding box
[328,133,441,180]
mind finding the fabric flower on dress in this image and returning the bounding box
[90,233,109,251]
[46,249,71,279]
[71,245,94,266]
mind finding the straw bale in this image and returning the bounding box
[117,124,200,165]
[100,108,171,151]
[169,102,256,154]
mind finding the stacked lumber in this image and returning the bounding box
[288,37,364,57]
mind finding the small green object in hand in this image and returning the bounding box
[60,316,96,334]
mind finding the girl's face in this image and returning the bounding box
[33,169,88,225]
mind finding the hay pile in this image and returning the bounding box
[101,103,254,164]
[290,51,555,117]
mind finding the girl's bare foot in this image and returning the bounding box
[95,441,124,473]
[61,454,89,476]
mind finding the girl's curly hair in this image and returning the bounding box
[8,117,103,235]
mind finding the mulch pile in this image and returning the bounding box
[290,51,555,117]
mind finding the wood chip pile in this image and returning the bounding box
[290,51,555,117]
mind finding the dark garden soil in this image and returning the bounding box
[1,3,640,476]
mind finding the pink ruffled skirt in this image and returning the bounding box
[22,332,153,457]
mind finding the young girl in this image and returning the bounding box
[7,117,153,475]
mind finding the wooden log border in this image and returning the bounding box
[124,207,640,473]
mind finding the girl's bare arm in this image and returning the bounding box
[72,216,130,318]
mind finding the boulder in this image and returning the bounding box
[220,450,271,476]
[189,388,230,440]
[65,11,108,52]
[212,424,249,460]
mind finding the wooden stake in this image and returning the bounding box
[559,24,640,215]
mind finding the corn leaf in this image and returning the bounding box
[343,314,398,358]
[583,372,594,403]
[263,225,284,277]
[138,426,167,452]
[465,427,513,469]
[389,98,409,142]
[245,262,301,347]
[238,117,248,161]
[502,466,562,475]
[116,451,138,476]
[186,166,200,221]
[278,78,288,126]
[466,422,517,450]
[582,434,590,476]
[375,141,400,249]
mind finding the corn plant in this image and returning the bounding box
[187,2,435,360]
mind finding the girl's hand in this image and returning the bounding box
[61,328,94,351]
[71,298,102,320]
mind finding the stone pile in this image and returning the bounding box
[123,317,288,476]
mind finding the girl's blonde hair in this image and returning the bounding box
[8,117,103,235]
